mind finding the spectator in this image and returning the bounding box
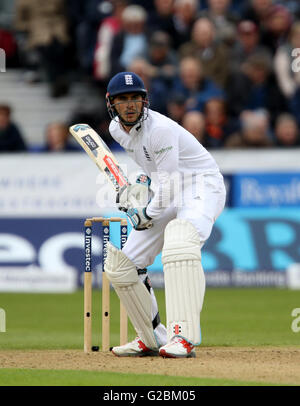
[144,31,178,84]
[278,1,300,18]
[171,0,200,48]
[109,4,148,76]
[273,113,300,146]
[38,122,80,152]
[225,109,273,148]
[230,20,270,72]
[171,56,224,113]
[0,0,19,68]
[203,97,241,148]
[166,92,187,124]
[15,0,71,98]
[68,100,114,148]
[147,0,177,42]
[182,110,206,143]
[274,20,300,125]
[179,17,230,88]
[0,27,18,68]
[129,1,154,13]
[67,0,108,77]
[199,0,240,44]
[260,4,293,54]
[241,0,274,27]
[127,57,169,114]
[0,0,15,28]
[225,51,288,126]
[93,0,128,83]
[0,104,27,152]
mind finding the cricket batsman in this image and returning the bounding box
[104,72,226,358]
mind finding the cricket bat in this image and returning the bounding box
[69,124,130,191]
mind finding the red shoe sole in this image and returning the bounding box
[159,349,196,358]
[159,349,176,358]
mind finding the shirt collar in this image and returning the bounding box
[130,121,143,134]
[117,118,143,135]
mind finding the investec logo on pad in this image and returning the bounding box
[125,74,133,85]
[83,135,98,151]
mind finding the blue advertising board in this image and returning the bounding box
[203,208,300,271]
[232,172,300,208]
[1,208,299,287]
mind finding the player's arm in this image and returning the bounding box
[116,127,179,228]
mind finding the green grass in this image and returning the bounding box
[0,288,299,386]
[0,369,281,386]
[201,288,300,347]
[0,288,299,350]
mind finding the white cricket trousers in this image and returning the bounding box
[121,171,226,346]
[122,172,226,268]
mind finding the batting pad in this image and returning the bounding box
[104,242,158,349]
[162,219,205,345]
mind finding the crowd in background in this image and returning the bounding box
[1,0,300,151]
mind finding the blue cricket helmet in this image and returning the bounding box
[107,72,147,98]
[106,72,149,126]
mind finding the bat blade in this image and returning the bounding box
[69,124,130,191]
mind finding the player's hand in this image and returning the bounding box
[125,206,153,230]
[116,174,152,211]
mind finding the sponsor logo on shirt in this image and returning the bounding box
[154,146,173,155]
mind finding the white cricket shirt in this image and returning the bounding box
[109,109,220,219]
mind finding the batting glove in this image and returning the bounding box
[126,206,153,230]
[116,174,152,211]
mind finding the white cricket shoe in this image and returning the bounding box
[112,337,159,357]
[159,336,196,358]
